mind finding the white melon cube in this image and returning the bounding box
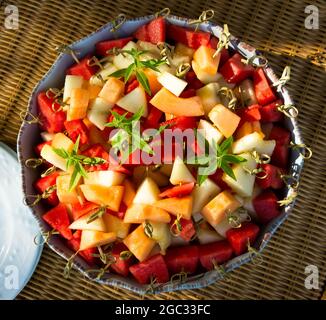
[191,178,221,214]
[157,71,187,97]
[87,97,113,130]
[222,152,257,197]
[255,139,276,156]
[197,224,224,244]
[113,41,138,69]
[116,86,148,116]
[232,132,263,154]
[137,41,161,58]
[40,144,67,172]
[149,221,171,254]
[83,170,125,187]
[40,132,54,142]
[197,119,224,146]
[63,75,84,102]
[212,211,249,238]
[133,177,160,205]
[170,156,196,185]
[192,60,223,84]
[196,83,221,114]
[69,214,106,232]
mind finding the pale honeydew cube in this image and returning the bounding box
[63,75,84,102]
[196,83,221,114]
[175,43,195,60]
[212,212,249,238]
[222,153,257,197]
[170,54,191,67]
[51,133,74,152]
[192,60,223,84]
[89,63,118,85]
[255,139,276,156]
[40,132,54,142]
[154,63,176,77]
[192,178,221,214]
[133,177,160,205]
[87,97,113,130]
[69,215,106,232]
[113,41,138,69]
[116,86,148,117]
[197,119,224,146]
[232,132,263,154]
[137,40,161,58]
[157,71,187,97]
[149,221,171,254]
[40,144,67,172]
[243,185,262,219]
[83,170,125,187]
[197,225,224,244]
[170,156,196,185]
[139,52,156,62]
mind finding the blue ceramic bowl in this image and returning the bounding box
[17,14,304,294]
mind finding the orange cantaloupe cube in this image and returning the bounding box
[208,104,241,138]
[122,179,136,207]
[193,45,220,75]
[80,230,116,250]
[252,121,265,138]
[123,225,156,261]
[103,213,130,239]
[88,84,102,99]
[150,88,204,117]
[236,121,265,140]
[80,184,124,211]
[67,88,90,121]
[153,196,193,220]
[124,203,171,224]
[98,77,125,104]
[202,190,241,226]
[56,174,82,205]
[143,68,162,94]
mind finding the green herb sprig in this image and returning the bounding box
[109,48,166,95]
[53,136,106,191]
[189,136,247,185]
[105,107,167,163]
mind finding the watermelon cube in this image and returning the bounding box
[220,53,254,84]
[253,68,277,105]
[129,254,169,284]
[226,222,260,256]
[256,164,285,189]
[110,242,134,277]
[42,203,72,240]
[199,240,233,270]
[37,92,66,133]
[64,119,90,145]
[253,191,281,224]
[34,171,60,206]
[66,55,99,81]
[260,99,284,122]
[165,245,199,274]
[96,37,133,56]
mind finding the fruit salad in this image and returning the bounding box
[30,16,292,286]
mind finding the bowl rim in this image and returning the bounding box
[17,13,304,295]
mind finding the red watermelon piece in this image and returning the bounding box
[129,254,169,284]
[199,241,233,270]
[96,37,133,56]
[43,203,72,240]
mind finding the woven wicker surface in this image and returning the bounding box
[0,0,325,299]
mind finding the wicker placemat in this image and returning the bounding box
[0,0,325,300]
